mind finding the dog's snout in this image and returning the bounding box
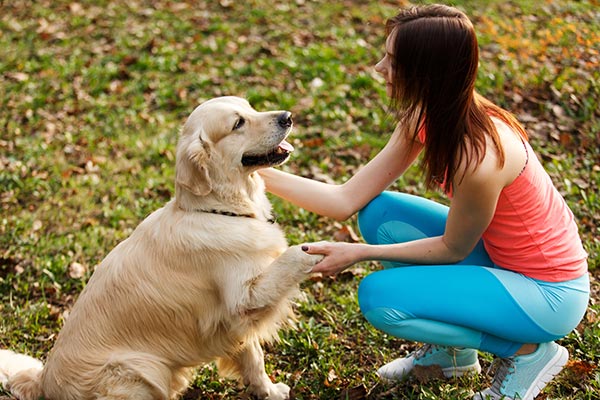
[277,112,292,129]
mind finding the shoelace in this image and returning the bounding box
[413,343,435,360]
[487,357,516,396]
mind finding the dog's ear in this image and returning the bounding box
[176,136,212,196]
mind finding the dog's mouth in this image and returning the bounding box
[241,139,294,167]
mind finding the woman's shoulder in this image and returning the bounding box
[456,121,517,187]
[482,117,529,187]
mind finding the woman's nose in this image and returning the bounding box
[374,58,386,75]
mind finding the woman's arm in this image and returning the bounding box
[260,125,423,220]
[308,149,506,274]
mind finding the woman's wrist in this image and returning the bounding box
[354,243,372,263]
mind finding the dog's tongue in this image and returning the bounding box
[279,140,294,152]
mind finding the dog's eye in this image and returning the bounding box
[233,117,245,131]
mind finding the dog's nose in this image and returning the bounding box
[277,111,292,129]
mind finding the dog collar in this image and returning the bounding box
[188,207,276,224]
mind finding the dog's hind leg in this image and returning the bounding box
[94,352,175,400]
[217,337,289,400]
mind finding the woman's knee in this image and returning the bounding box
[359,275,413,333]
[357,273,377,314]
[358,272,404,314]
[358,192,449,245]
[358,192,423,245]
[357,192,395,244]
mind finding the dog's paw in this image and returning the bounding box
[265,382,290,400]
[284,245,324,273]
[248,381,290,400]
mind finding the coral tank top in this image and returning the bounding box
[417,127,587,281]
[481,141,587,281]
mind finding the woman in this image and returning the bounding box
[260,4,589,400]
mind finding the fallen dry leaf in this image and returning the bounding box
[68,262,87,279]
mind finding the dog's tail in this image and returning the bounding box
[0,349,44,400]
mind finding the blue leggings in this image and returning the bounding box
[357,192,590,358]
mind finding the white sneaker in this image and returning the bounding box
[377,344,481,381]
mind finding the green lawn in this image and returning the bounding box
[1,0,598,399]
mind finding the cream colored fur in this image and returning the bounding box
[1,97,321,400]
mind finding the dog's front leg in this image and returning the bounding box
[222,337,290,400]
[240,245,322,314]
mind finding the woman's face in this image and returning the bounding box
[375,30,396,98]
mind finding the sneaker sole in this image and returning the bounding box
[378,362,482,381]
[522,345,569,400]
[442,362,482,378]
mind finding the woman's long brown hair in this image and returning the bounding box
[386,4,527,192]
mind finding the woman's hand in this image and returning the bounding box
[301,241,365,276]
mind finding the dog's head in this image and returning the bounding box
[176,96,294,197]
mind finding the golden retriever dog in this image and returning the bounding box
[0,96,322,399]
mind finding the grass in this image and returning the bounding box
[1,0,599,399]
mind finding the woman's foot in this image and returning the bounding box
[377,344,481,381]
[473,342,568,400]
